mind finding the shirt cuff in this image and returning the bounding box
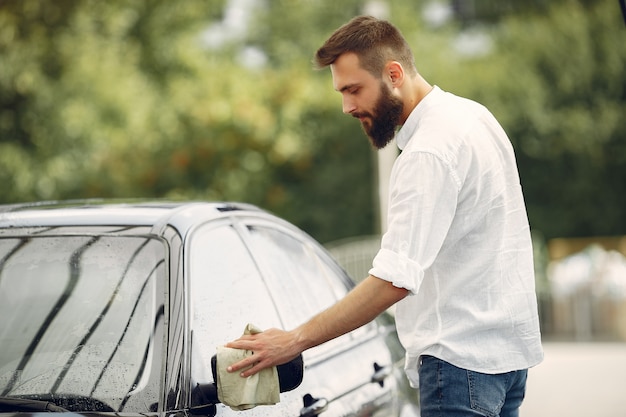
[368,248,425,295]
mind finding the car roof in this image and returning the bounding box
[0,200,270,237]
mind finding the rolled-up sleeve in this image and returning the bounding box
[370,247,424,293]
[369,150,460,294]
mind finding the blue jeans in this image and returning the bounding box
[418,356,528,417]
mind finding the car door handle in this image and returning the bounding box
[300,393,328,417]
[371,362,392,387]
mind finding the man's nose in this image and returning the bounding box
[342,96,356,115]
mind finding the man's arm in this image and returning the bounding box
[225,274,408,377]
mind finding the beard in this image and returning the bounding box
[353,82,404,149]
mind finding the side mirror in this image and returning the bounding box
[274,354,305,393]
[190,354,304,413]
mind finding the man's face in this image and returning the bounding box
[330,52,404,149]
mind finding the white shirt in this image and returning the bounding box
[369,86,543,387]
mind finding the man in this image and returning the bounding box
[227,15,543,417]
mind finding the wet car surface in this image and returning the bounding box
[0,201,419,417]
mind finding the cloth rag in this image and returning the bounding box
[216,324,280,410]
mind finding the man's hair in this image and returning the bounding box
[314,16,417,78]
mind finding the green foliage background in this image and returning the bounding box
[0,0,624,243]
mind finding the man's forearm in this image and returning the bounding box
[293,274,408,351]
[226,275,408,377]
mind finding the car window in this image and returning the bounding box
[243,224,363,358]
[188,222,282,384]
[243,225,347,326]
[0,234,165,413]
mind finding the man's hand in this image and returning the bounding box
[225,328,302,378]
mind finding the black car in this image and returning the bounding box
[0,201,419,417]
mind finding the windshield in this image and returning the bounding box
[0,232,165,412]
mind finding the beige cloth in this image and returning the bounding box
[216,324,280,410]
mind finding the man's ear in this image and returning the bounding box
[386,61,404,87]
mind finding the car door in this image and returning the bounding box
[239,218,398,417]
[187,219,304,417]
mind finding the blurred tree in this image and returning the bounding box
[0,0,380,242]
[469,0,626,239]
[395,0,625,240]
[0,0,226,200]
[0,0,624,244]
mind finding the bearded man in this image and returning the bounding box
[227,16,544,417]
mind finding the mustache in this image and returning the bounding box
[352,111,372,119]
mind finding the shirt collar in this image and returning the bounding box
[395,85,443,151]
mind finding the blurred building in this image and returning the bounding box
[546,236,626,341]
